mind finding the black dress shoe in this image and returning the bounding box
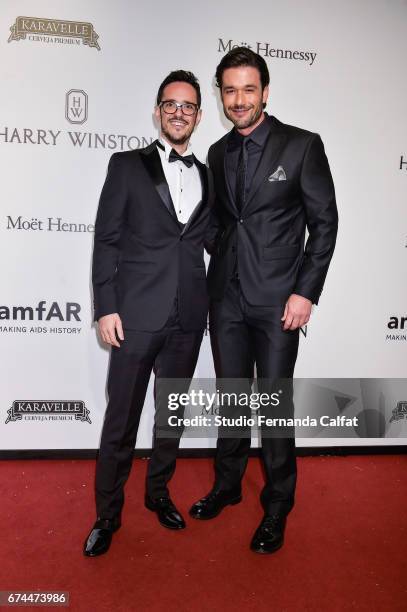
[83,516,121,557]
[145,496,186,530]
[189,488,242,520]
[250,514,286,554]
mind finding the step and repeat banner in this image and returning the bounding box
[1,0,406,451]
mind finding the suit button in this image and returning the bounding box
[179,236,183,241]
[239,218,243,224]
[231,246,236,252]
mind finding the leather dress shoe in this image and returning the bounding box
[189,488,242,520]
[145,496,185,530]
[83,516,121,557]
[250,514,286,554]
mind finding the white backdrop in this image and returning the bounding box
[1,0,406,450]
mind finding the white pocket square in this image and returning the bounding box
[268,166,286,181]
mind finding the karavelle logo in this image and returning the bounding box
[6,400,91,424]
[8,16,100,50]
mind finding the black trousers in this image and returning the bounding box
[210,279,299,516]
[95,299,203,519]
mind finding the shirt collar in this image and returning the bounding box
[228,112,271,150]
[158,135,194,161]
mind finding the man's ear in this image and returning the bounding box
[195,108,202,129]
[262,85,269,106]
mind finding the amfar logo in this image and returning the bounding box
[0,301,83,336]
[8,16,100,50]
[218,38,317,66]
[386,316,407,341]
[389,401,407,423]
[66,90,88,125]
[0,302,81,321]
[6,401,91,424]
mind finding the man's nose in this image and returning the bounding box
[235,90,244,106]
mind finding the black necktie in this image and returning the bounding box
[169,148,194,168]
[235,138,249,212]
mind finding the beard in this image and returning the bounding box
[161,117,195,146]
[224,102,264,130]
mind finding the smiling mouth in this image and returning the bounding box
[231,107,251,115]
[169,120,187,127]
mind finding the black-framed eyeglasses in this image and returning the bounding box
[160,100,198,116]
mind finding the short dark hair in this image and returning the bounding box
[215,47,270,90]
[156,70,201,108]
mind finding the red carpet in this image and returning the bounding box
[1,456,406,611]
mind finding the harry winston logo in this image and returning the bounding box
[8,17,100,50]
[389,401,407,423]
[66,90,88,124]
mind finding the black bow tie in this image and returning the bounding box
[156,140,194,168]
[168,148,194,168]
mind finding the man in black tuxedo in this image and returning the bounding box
[84,71,213,556]
[190,48,338,553]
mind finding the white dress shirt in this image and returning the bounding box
[157,137,202,224]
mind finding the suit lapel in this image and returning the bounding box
[244,119,288,211]
[212,136,238,216]
[140,141,178,221]
[181,158,208,235]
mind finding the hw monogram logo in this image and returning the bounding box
[389,401,407,423]
[65,89,88,124]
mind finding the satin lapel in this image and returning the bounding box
[140,142,177,220]
[181,158,208,236]
[244,126,288,211]
[213,136,238,216]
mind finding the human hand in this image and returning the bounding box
[281,294,312,331]
[98,313,124,347]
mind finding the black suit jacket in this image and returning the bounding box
[92,141,213,331]
[206,115,338,305]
